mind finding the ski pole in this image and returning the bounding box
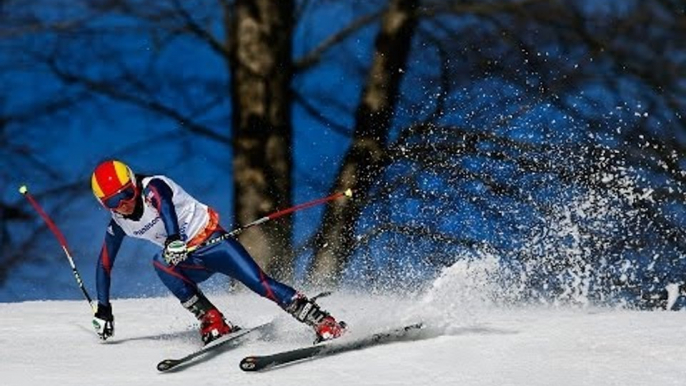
[19,185,96,312]
[189,189,354,252]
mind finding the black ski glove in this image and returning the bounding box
[93,303,115,340]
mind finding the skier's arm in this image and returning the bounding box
[95,220,125,306]
[145,178,182,240]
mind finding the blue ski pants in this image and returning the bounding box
[152,231,297,308]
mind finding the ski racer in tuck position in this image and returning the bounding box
[89,159,346,345]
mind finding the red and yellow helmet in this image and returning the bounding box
[91,160,138,210]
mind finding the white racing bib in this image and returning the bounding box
[112,175,210,247]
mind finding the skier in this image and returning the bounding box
[90,159,346,344]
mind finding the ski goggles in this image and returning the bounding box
[100,182,137,210]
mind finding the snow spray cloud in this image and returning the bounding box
[417,253,516,330]
[419,141,686,310]
[506,143,686,309]
[347,125,686,310]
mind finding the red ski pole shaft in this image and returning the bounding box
[265,188,353,222]
[189,189,353,252]
[236,188,354,233]
[19,185,95,311]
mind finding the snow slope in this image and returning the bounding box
[1,289,686,386]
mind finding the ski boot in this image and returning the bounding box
[285,293,347,343]
[183,292,236,345]
[200,309,235,344]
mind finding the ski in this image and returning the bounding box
[239,322,424,372]
[157,321,271,372]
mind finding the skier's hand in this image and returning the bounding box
[164,238,188,265]
[93,303,115,341]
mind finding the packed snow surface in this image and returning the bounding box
[1,289,686,386]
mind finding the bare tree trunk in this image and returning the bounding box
[307,0,419,287]
[229,0,294,280]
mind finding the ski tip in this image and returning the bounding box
[344,188,353,198]
[239,356,259,372]
[157,359,180,372]
[18,185,28,195]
